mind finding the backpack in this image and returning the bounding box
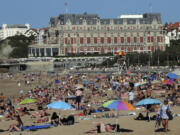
[166,105,173,120]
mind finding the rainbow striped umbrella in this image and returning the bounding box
[103,100,135,111]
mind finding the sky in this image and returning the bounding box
[0,0,179,29]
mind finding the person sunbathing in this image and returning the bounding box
[9,115,23,132]
[31,109,48,118]
[85,122,120,134]
[50,112,59,126]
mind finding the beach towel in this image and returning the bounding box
[21,124,52,131]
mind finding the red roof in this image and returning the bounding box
[164,22,180,32]
[40,27,49,31]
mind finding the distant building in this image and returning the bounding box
[0,24,30,40]
[28,13,166,57]
[164,22,180,40]
[24,28,38,37]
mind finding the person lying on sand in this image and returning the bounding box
[85,122,120,134]
[31,109,48,118]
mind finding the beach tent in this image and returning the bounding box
[47,101,74,110]
[19,98,36,105]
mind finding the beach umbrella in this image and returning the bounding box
[136,98,162,106]
[167,73,178,79]
[103,100,135,134]
[103,100,135,111]
[47,101,74,110]
[55,80,60,84]
[163,80,173,85]
[19,98,36,105]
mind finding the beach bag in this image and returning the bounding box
[166,106,173,120]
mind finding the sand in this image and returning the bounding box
[0,73,180,135]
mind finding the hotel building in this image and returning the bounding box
[29,13,165,57]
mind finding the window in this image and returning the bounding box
[65,37,68,44]
[101,37,104,44]
[121,37,124,43]
[157,36,160,42]
[114,37,117,44]
[87,37,90,44]
[140,37,143,43]
[151,37,154,42]
[107,37,111,44]
[147,37,151,42]
[127,37,130,43]
[80,37,84,44]
[134,37,137,43]
[94,37,97,44]
[71,38,73,44]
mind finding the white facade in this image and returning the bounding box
[24,29,38,37]
[165,36,170,47]
[165,22,180,40]
[119,15,143,19]
[0,24,30,40]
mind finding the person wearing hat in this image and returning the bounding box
[158,99,172,132]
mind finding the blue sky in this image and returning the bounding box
[0,0,179,28]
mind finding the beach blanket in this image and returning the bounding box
[152,90,165,94]
[21,124,52,131]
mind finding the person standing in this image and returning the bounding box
[75,89,82,110]
[128,90,134,105]
[158,99,172,132]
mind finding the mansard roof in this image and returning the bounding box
[50,13,162,26]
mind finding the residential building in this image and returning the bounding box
[0,24,30,40]
[164,22,180,40]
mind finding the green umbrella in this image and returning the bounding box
[19,98,36,105]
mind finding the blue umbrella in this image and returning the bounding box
[136,98,162,106]
[167,73,178,79]
[55,80,60,84]
[83,81,94,85]
[47,101,74,110]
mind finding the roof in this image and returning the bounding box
[7,24,28,28]
[39,27,49,31]
[50,13,162,26]
[164,22,180,32]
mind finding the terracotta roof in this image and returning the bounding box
[40,27,49,31]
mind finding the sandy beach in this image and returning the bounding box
[0,72,180,135]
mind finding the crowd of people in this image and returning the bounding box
[0,70,180,133]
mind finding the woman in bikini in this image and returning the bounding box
[9,114,23,132]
